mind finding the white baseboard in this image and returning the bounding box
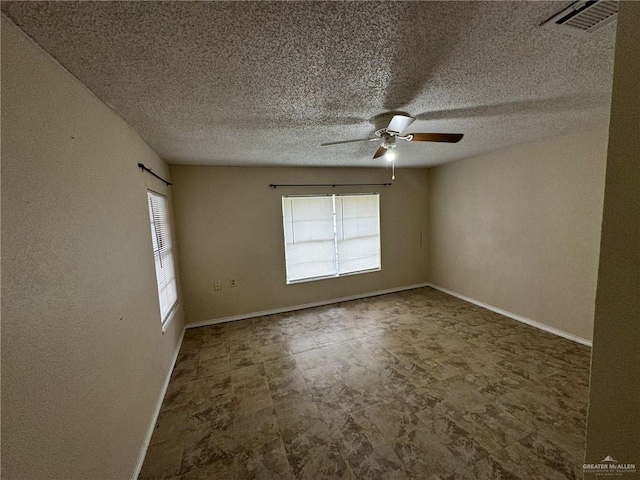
[186,282,431,329]
[131,326,186,480]
[187,282,593,347]
[427,283,592,347]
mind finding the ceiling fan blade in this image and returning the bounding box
[386,115,415,134]
[408,133,463,143]
[373,146,387,159]
[320,138,375,147]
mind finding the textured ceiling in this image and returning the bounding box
[2,1,616,167]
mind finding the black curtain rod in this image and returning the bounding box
[270,183,392,189]
[138,163,172,186]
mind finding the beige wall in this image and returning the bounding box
[1,16,184,480]
[170,166,429,324]
[428,128,608,342]
[585,1,640,475]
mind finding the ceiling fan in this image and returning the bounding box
[320,112,463,161]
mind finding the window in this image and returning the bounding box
[282,193,381,283]
[147,191,178,327]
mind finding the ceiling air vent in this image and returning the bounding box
[541,0,618,37]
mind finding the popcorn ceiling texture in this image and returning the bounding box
[2,1,616,167]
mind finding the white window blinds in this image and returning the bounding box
[147,191,178,326]
[335,195,381,275]
[282,194,381,283]
[282,196,336,282]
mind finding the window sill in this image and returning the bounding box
[286,267,381,285]
[161,302,179,334]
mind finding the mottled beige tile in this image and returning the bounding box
[169,359,198,387]
[199,343,229,362]
[150,408,190,445]
[391,421,468,479]
[311,380,368,423]
[446,401,532,454]
[161,380,194,413]
[254,331,288,348]
[294,343,355,371]
[188,392,234,432]
[191,372,231,405]
[177,458,234,479]
[496,355,561,382]
[268,367,310,400]
[228,350,260,370]
[399,387,447,413]
[285,336,319,354]
[362,399,422,443]
[275,394,322,443]
[462,368,532,399]
[282,420,355,480]
[139,439,184,480]
[518,433,583,479]
[196,355,232,378]
[236,437,294,479]
[234,406,280,451]
[180,429,238,476]
[488,442,571,480]
[139,287,590,480]
[180,336,202,354]
[176,345,200,365]
[495,384,578,431]
[313,330,351,347]
[537,420,586,462]
[200,329,229,345]
[264,355,298,379]
[418,414,491,466]
[231,362,266,382]
[258,343,293,362]
[328,410,387,464]
[350,443,406,479]
[232,385,273,415]
[424,375,493,410]
[302,363,344,391]
[466,454,523,480]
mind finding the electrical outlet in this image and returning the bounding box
[214,281,221,291]
[230,278,236,287]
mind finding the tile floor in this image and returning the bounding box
[139,287,590,480]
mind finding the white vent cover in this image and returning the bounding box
[541,0,618,37]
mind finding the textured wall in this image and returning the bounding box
[170,166,429,324]
[585,1,640,475]
[428,128,608,342]
[1,16,184,479]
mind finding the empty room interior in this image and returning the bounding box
[2,2,639,480]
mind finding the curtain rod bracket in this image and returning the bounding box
[138,163,172,186]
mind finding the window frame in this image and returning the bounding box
[146,190,179,330]
[282,193,381,285]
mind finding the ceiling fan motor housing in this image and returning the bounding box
[371,111,411,132]
[381,134,397,150]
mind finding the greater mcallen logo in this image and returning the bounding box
[583,455,636,476]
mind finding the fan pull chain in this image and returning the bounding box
[392,160,395,181]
